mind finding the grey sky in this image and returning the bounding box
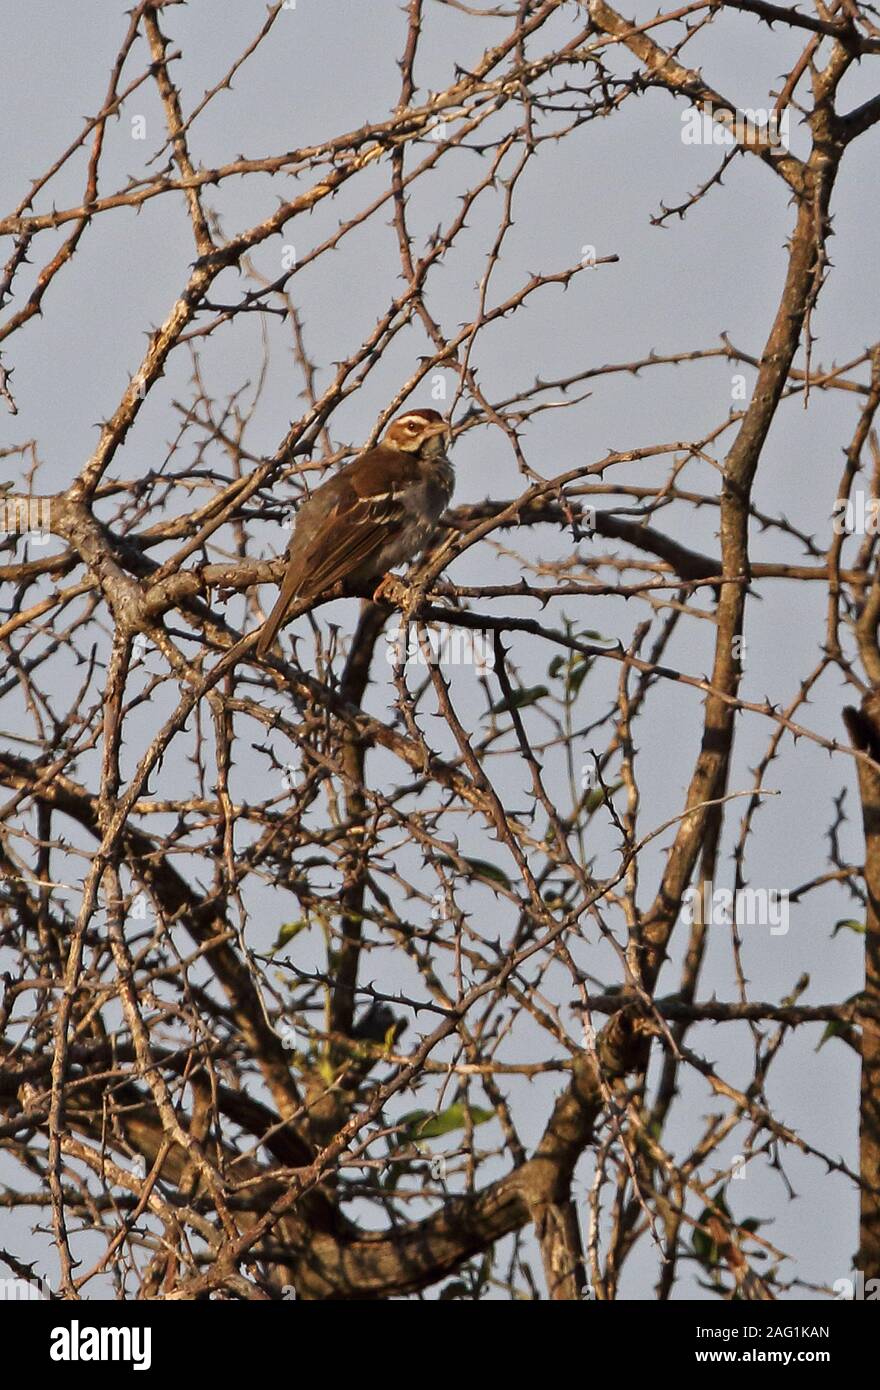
[2,0,879,1298]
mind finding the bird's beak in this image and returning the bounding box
[428,418,453,450]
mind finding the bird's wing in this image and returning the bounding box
[256,450,419,656]
[291,451,418,601]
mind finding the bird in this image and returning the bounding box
[255,407,453,657]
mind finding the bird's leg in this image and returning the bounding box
[402,580,427,623]
[371,573,410,607]
[372,574,435,627]
[371,573,392,604]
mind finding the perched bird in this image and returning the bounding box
[255,407,453,657]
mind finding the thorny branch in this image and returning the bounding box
[2,0,880,1301]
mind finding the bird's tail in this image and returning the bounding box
[255,588,292,658]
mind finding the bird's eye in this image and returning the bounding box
[407,422,419,432]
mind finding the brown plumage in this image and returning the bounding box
[255,408,453,657]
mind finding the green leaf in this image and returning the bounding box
[692,1190,731,1269]
[692,1224,717,1268]
[548,651,597,696]
[273,919,309,948]
[568,657,592,697]
[581,779,623,813]
[489,684,549,714]
[437,855,512,890]
[398,1103,494,1142]
[816,991,862,1049]
[816,1019,846,1051]
[832,918,865,936]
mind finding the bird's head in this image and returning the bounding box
[384,408,451,458]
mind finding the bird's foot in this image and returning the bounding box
[372,574,411,608]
